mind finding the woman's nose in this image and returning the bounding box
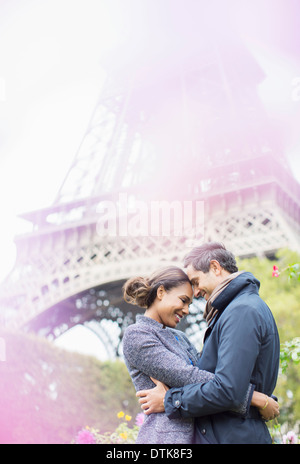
[183,304,189,315]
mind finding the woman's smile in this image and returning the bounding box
[174,312,183,324]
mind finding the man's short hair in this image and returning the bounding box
[183,242,238,274]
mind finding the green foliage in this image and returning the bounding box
[285,263,300,281]
[237,249,300,342]
[280,338,300,374]
[268,419,299,444]
[238,249,300,427]
[0,330,139,444]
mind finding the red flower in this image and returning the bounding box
[272,265,279,277]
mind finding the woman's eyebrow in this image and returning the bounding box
[181,295,192,304]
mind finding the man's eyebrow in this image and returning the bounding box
[190,278,198,285]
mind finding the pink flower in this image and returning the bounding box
[283,431,296,444]
[135,413,145,427]
[272,265,279,277]
[76,429,96,444]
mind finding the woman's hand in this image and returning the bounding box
[258,396,280,421]
[251,391,280,421]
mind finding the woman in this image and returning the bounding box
[122,266,278,444]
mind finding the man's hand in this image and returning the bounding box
[136,378,169,415]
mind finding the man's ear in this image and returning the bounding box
[209,260,222,276]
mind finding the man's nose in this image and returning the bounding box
[193,287,201,298]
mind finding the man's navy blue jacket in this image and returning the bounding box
[164,272,280,444]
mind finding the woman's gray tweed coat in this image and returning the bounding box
[122,315,215,444]
[123,315,251,444]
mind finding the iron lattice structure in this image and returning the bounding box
[1,6,300,357]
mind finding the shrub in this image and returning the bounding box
[0,330,139,444]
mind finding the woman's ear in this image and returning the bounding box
[156,285,166,300]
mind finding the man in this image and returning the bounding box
[137,242,280,444]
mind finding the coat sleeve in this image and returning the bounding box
[164,304,260,418]
[122,325,215,388]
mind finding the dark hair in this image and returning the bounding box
[123,266,190,308]
[183,242,238,274]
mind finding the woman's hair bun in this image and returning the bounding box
[123,266,190,309]
[122,276,151,308]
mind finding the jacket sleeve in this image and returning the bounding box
[122,325,215,388]
[164,303,260,419]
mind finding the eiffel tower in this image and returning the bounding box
[1,2,300,357]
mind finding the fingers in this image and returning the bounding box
[136,382,158,397]
[136,391,155,414]
[141,403,151,414]
[138,396,148,405]
[263,404,280,421]
[136,392,150,409]
[137,398,152,414]
[150,377,159,385]
[259,396,280,422]
[143,407,152,415]
[269,397,280,417]
[267,410,279,420]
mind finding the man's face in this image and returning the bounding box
[186,263,221,300]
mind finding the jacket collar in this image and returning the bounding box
[136,314,166,330]
[212,271,260,313]
[203,272,260,342]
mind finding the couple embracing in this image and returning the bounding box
[122,242,280,444]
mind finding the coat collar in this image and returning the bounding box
[136,314,166,330]
[203,272,260,343]
[212,271,260,312]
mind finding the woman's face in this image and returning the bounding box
[149,282,193,328]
